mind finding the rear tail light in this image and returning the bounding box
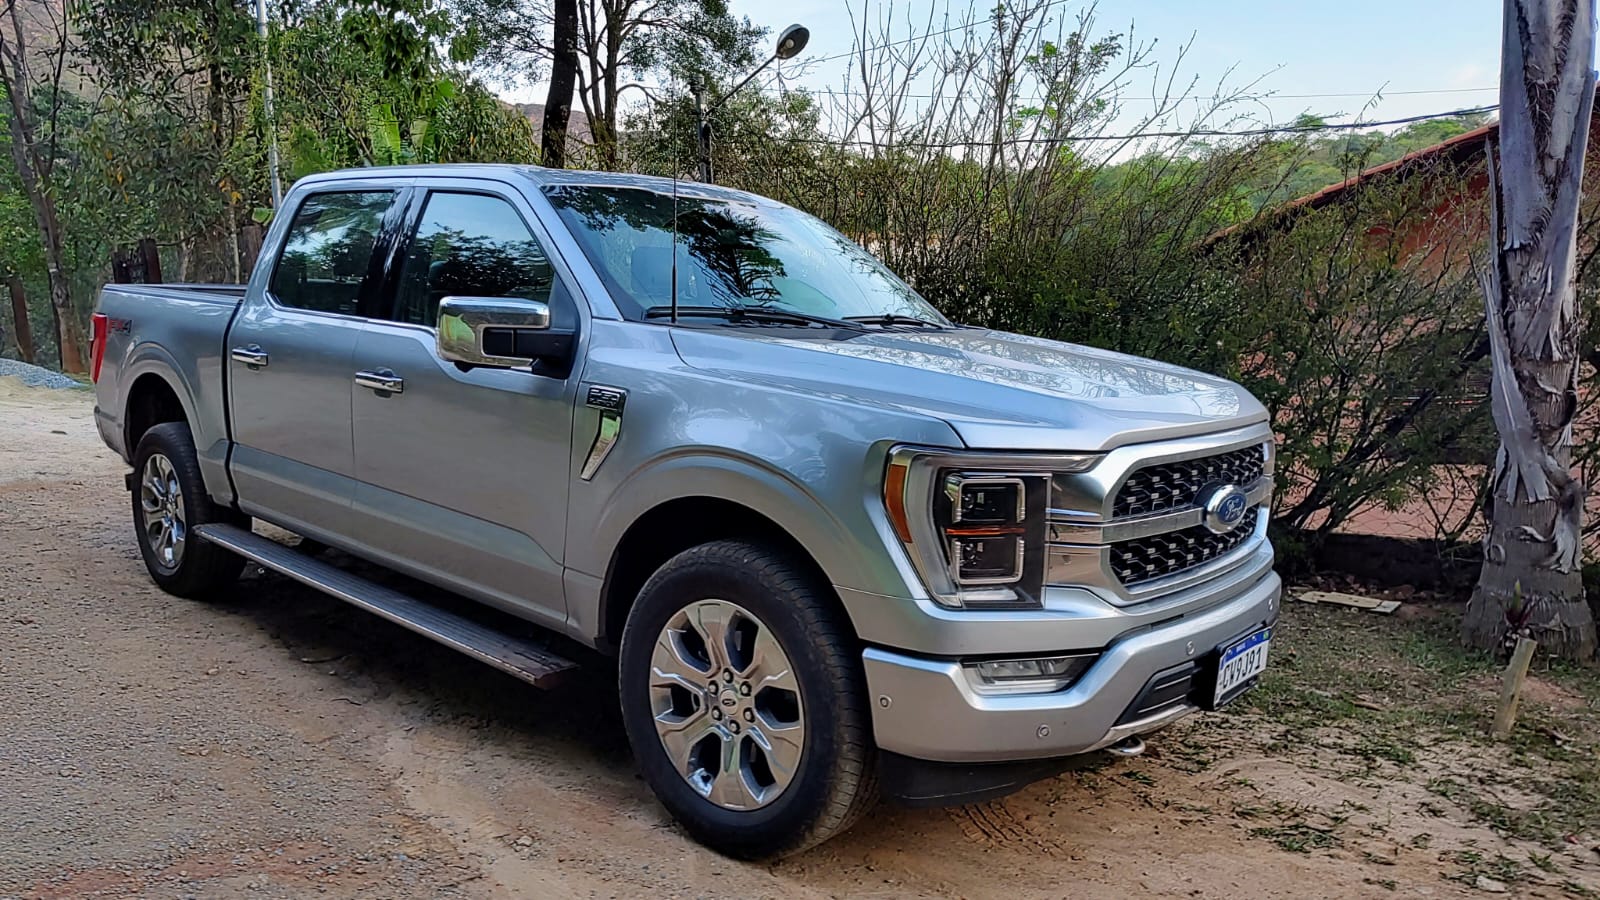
[90,313,109,383]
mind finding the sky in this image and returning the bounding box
[504,0,1507,139]
[758,0,1505,132]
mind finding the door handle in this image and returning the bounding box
[355,369,404,394]
[231,345,269,368]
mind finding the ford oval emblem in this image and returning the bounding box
[1200,484,1250,534]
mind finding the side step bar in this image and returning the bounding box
[194,523,577,688]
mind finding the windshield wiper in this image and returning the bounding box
[843,313,951,328]
[645,305,863,330]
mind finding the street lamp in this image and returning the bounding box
[694,23,810,183]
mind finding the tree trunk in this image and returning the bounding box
[0,2,85,375]
[596,4,622,171]
[5,272,35,364]
[541,0,579,168]
[1462,0,1597,660]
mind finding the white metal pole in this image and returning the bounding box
[256,0,283,207]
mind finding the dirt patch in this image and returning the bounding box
[3,384,1598,898]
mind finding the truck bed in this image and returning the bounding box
[104,283,248,305]
[92,282,248,505]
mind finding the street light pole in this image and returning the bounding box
[695,24,810,184]
[255,0,282,207]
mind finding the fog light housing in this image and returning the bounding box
[964,654,1097,694]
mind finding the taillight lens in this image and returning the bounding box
[90,313,109,383]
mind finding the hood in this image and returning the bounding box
[668,326,1267,452]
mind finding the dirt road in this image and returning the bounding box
[2,379,1590,898]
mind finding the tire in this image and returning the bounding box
[130,422,247,599]
[618,540,878,859]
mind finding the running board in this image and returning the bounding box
[194,523,577,688]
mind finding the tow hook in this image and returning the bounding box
[1105,735,1146,758]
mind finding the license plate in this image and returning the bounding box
[1214,627,1271,706]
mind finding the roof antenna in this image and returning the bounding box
[670,168,680,324]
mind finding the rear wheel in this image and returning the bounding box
[131,422,247,598]
[618,540,877,859]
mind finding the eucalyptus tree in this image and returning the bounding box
[453,0,761,169]
[0,0,85,372]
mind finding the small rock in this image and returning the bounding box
[205,667,220,676]
[514,835,533,848]
[1475,875,1508,893]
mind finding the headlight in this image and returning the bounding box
[884,447,1099,608]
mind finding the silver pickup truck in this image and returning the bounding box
[91,164,1280,858]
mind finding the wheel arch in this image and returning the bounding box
[124,369,192,455]
[596,495,856,655]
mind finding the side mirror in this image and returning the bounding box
[437,296,574,369]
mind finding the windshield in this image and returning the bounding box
[543,184,949,325]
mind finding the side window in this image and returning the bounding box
[392,192,557,328]
[269,191,393,315]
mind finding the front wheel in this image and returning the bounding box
[618,540,878,859]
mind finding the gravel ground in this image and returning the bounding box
[1,382,1540,899]
[0,358,81,390]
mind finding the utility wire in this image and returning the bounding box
[776,84,1500,103]
[730,104,1499,150]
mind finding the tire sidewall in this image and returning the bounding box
[130,422,236,595]
[132,428,189,582]
[618,546,854,850]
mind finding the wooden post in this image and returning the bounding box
[138,238,163,284]
[5,272,36,363]
[1491,636,1538,739]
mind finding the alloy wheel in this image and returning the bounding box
[139,452,186,570]
[648,598,806,811]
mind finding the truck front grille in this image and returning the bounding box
[1109,509,1258,587]
[1112,445,1267,518]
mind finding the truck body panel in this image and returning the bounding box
[92,164,1283,831]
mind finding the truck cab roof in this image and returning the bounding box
[290,163,781,207]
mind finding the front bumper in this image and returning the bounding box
[862,567,1280,763]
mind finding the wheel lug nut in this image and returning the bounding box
[723,670,734,683]
[742,709,754,722]
[739,682,751,696]
[729,722,740,734]
[712,709,723,720]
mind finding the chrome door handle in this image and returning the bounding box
[231,345,269,368]
[354,370,404,394]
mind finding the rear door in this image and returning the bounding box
[344,181,585,629]
[228,186,409,538]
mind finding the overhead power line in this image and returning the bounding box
[777,84,1499,104]
[748,104,1500,150]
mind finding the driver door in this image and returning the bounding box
[342,185,584,630]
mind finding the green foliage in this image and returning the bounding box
[1247,114,1491,210]
[269,3,533,178]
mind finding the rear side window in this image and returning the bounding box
[391,192,556,328]
[269,191,394,316]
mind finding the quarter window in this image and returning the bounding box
[392,192,556,328]
[269,191,393,315]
